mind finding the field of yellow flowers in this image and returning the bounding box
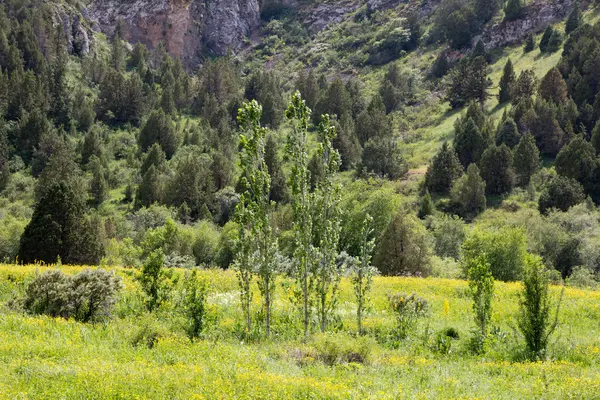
[0,264,599,399]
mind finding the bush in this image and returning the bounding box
[181,270,209,340]
[567,266,597,289]
[467,255,494,353]
[432,215,466,260]
[538,176,585,214]
[518,255,562,360]
[461,226,528,281]
[388,293,429,340]
[23,269,122,322]
[312,332,374,365]
[138,250,174,312]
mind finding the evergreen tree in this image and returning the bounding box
[496,117,521,148]
[590,120,600,154]
[356,95,391,146]
[511,70,538,104]
[0,124,9,191]
[314,78,352,125]
[333,115,362,171]
[555,135,596,184]
[19,182,85,264]
[472,40,488,62]
[425,142,464,194]
[538,68,568,105]
[451,164,487,218]
[447,56,491,108]
[138,109,179,158]
[504,0,525,22]
[479,144,515,195]
[81,128,105,166]
[539,26,554,52]
[524,33,536,53]
[539,176,585,214]
[513,133,540,186]
[546,30,564,53]
[295,69,320,110]
[89,156,108,206]
[140,143,167,176]
[374,211,431,277]
[498,59,516,104]
[135,165,162,209]
[418,189,435,219]
[361,136,408,180]
[431,51,450,79]
[566,1,582,35]
[454,117,487,168]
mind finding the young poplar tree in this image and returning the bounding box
[285,91,314,339]
[352,213,376,335]
[467,255,494,353]
[234,100,278,337]
[313,114,343,332]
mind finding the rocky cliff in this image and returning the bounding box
[89,0,260,68]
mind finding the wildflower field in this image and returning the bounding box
[0,264,599,399]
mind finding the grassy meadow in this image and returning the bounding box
[0,264,599,399]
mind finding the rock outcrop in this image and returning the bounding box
[89,0,260,68]
[477,0,573,49]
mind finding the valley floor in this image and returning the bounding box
[0,265,599,399]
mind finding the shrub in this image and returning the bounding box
[461,226,528,281]
[432,215,466,260]
[538,176,585,214]
[467,255,494,353]
[138,250,174,312]
[181,270,209,340]
[517,255,563,360]
[567,266,597,289]
[312,332,374,365]
[23,269,122,322]
[388,293,429,340]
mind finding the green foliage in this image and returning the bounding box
[352,213,376,335]
[432,215,466,260]
[496,117,521,148]
[23,269,122,323]
[418,189,435,219]
[504,0,524,21]
[235,100,279,336]
[539,175,586,214]
[388,293,429,340]
[138,250,173,312]
[138,109,179,159]
[425,142,463,194]
[447,57,491,109]
[451,164,486,219]
[566,1,582,35]
[513,133,540,186]
[374,211,431,277]
[461,226,528,281]
[524,33,536,52]
[518,255,562,359]
[498,59,516,104]
[479,144,515,195]
[467,255,494,352]
[538,68,568,105]
[181,270,209,340]
[454,115,487,168]
[554,135,596,186]
[361,136,408,180]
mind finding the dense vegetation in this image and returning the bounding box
[0,0,600,397]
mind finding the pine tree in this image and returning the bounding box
[539,26,554,53]
[479,144,515,195]
[418,189,435,219]
[0,124,9,191]
[361,136,408,180]
[451,164,487,218]
[565,1,582,36]
[431,51,450,79]
[140,143,167,176]
[425,142,464,194]
[590,120,600,154]
[504,0,525,22]
[524,33,536,53]
[135,165,162,209]
[356,95,391,146]
[295,69,320,110]
[447,57,491,108]
[538,68,568,105]
[511,70,538,104]
[538,176,585,214]
[138,109,179,158]
[498,59,516,104]
[555,135,596,184]
[19,182,85,264]
[454,117,487,168]
[513,133,540,186]
[89,156,108,206]
[496,117,521,148]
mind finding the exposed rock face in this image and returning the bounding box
[89,0,260,68]
[477,0,573,49]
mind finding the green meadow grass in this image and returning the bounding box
[0,265,599,399]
